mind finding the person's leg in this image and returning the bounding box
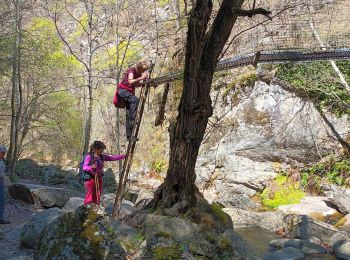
[125,105,132,139]
[0,178,9,224]
[84,179,95,206]
[0,178,4,219]
[118,89,133,139]
[128,94,139,131]
[118,89,139,139]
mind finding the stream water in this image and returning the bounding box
[235,227,335,259]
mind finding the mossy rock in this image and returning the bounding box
[152,243,183,260]
[35,207,126,260]
[261,175,305,208]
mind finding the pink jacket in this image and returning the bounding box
[83,154,126,175]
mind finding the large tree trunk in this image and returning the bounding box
[152,0,245,211]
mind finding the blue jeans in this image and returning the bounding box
[0,178,5,220]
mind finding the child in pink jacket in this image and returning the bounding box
[83,141,126,206]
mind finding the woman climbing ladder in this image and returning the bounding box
[114,61,150,141]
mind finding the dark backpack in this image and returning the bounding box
[79,154,94,182]
[79,154,105,182]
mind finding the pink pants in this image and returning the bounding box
[84,177,103,205]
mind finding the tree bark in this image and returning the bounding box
[82,1,94,154]
[8,0,22,178]
[151,0,245,211]
[172,0,181,30]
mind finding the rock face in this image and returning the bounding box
[21,207,63,249]
[9,183,73,208]
[321,184,350,214]
[196,81,349,200]
[35,207,129,259]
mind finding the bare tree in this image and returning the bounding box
[7,0,23,177]
[51,0,116,154]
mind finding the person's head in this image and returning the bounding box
[0,145,7,160]
[89,141,106,155]
[135,61,149,73]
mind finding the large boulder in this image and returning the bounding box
[62,197,84,213]
[283,214,338,243]
[223,207,285,231]
[9,183,73,208]
[262,247,305,260]
[335,241,350,260]
[35,207,134,259]
[329,231,350,251]
[321,184,350,214]
[21,207,63,249]
[142,214,256,259]
[269,238,327,255]
[278,196,339,218]
[101,193,136,218]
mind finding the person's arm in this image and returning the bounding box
[103,154,127,161]
[128,71,148,87]
[82,155,95,174]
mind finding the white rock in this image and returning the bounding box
[278,196,338,217]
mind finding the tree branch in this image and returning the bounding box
[232,7,272,20]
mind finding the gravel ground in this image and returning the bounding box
[0,199,41,260]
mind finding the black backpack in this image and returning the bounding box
[79,154,105,182]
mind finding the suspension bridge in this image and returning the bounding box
[149,0,350,86]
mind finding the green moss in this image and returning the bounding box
[156,231,172,239]
[335,216,347,228]
[261,175,305,208]
[152,243,183,260]
[209,203,229,225]
[217,236,232,250]
[80,209,104,251]
[223,71,258,98]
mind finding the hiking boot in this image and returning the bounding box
[0,219,11,224]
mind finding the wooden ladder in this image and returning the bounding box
[112,62,154,218]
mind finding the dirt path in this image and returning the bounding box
[0,199,41,260]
